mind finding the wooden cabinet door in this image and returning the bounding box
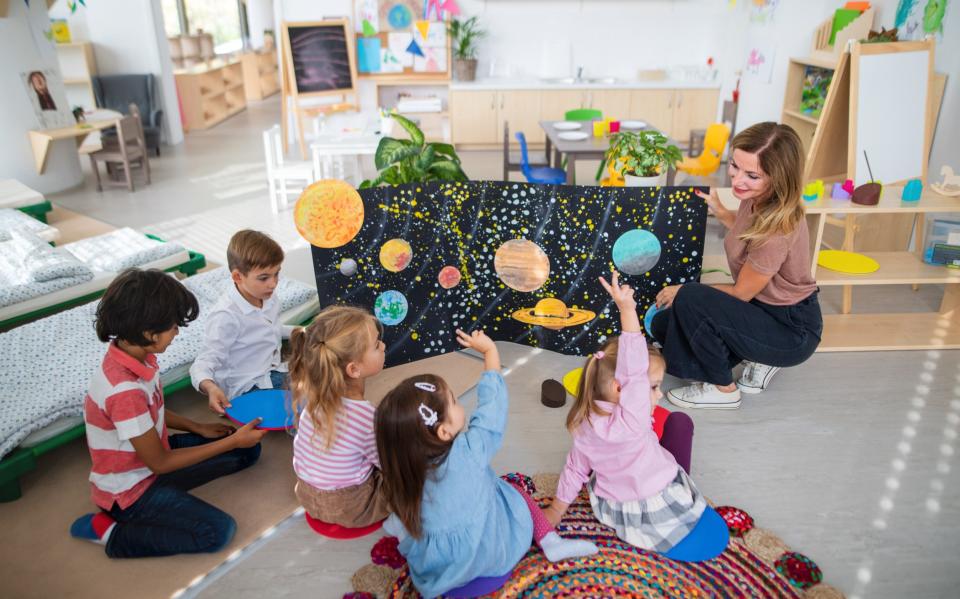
[498,90,543,144]
[540,90,587,121]
[450,90,498,145]
[671,89,720,143]
[588,90,632,120]
[629,89,675,136]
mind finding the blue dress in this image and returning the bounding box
[383,371,533,599]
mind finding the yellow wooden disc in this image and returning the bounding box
[562,367,583,397]
[817,250,880,274]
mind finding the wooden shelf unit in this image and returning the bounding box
[174,59,247,131]
[780,55,841,155]
[375,79,450,143]
[240,50,279,101]
[712,187,960,352]
[55,42,97,111]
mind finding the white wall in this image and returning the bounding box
[247,0,275,49]
[49,0,184,145]
[0,0,83,192]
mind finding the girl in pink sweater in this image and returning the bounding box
[544,271,705,553]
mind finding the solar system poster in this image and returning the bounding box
[298,181,707,367]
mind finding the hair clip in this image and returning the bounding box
[414,382,436,393]
[418,402,438,427]
[594,350,605,359]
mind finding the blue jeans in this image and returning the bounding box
[104,433,261,558]
[650,283,822,386]
[250,369,289,392]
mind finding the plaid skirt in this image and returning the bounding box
[589,468,706,553]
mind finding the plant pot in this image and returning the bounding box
[624,172,664,187]
[453,58,478,82]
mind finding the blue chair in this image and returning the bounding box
[516,132,566,185]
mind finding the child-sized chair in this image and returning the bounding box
[503,122,547,181]
[564,108,603,121]
[677,123,730,178]
[516,132,566,185]
[263,125,315,213]
[88,114,150,192]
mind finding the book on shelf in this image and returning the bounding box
[396,94,442,113]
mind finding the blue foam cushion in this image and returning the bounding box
[644,303,662,334]
[664,505,729,562]
[224,389,297,430]
[445,572,512,598]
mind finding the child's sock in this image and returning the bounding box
[70,512,116,545]
[539,531,598,562]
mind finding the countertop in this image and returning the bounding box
[449,77,722,91]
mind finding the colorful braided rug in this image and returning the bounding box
[348,474,842,599]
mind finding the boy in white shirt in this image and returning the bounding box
[191,230,295,414]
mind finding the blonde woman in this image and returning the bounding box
[650,122,822,409]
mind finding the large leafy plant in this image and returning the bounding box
[603,130,682,178]
[448,16,486,60]
[359,114,468,189]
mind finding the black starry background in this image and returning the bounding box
[311,181,707,367]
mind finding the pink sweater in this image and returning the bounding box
[556,332,679,504]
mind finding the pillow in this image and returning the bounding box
[8,230,93,282]
[63,228,186,272]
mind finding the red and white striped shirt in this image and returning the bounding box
[292,398,379,490]
[84,343,168,510]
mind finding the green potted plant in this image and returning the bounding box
[603,130,682,187]
[360,113,468,188]
[448,16,485,82]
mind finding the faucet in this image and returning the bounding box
[575,66,584,82]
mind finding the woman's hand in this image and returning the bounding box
[193,421,235,439]
[656,285,681,309]
[695,188,734,229]
[598,270,636,311]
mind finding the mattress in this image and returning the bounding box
[0,180,44,210]
[0,209,59,243]
[1,268,319,458]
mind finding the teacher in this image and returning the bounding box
[649,122,822,410]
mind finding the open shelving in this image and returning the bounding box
[174,59,247,131]
[54,42,97,111]
[240,49,279,101]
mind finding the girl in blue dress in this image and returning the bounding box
[375,329,597,598]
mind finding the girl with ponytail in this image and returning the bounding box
[288,305,389,527]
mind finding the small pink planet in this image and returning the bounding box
[438,266,462,289]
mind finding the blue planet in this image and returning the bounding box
[388,4,412,29]
[374,290,408,326]
[612,229,662,275]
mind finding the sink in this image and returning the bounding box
[585,77,618,84]
[541,77,577,84]
[539,76,619,85]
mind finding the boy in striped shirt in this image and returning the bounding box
[70,269,266,558]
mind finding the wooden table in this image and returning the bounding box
[28,111,122,175]
[540,120,678,185]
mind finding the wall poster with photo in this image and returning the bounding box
[21,69,74,129]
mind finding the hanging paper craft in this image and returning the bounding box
[389,32,415,66]
[388,3,413,29]
[406,39,424,58]
[357,37,382,73]
[362,19,378,37]
[355,0,379,33]
[380,48,404,72]
[424,0,444,20]
[414,47,445,72]
[300,181,707,367]
[440,0,461,16]
[414,20,431,43]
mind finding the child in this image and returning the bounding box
[376,329,597,599]
[544,271,705,554]
[70,269,266,558]
[191,230,293,415]
[288,305,390,527]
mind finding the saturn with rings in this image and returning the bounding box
[511,298,596,328]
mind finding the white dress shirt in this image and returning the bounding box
[190,283,295,399]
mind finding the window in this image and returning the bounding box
[185,0,243,54]
[161,0,184,37]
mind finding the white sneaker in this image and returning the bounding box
[737,362,781,395]
[666,383,741,410]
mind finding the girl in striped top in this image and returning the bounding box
[289,305,390,528]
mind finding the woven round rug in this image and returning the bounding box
[385,491,806,598]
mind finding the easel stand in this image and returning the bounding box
[280,19,359,158]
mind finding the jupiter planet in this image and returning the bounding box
[379,238,413,272]
[494,239,550,292]
[293,180,365,248]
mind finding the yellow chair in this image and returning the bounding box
[677,123,730,178]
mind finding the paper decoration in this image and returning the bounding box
[749,0,780,23]
[414,46,445,72]
[896,0,950,40]
[380,48,404,73]
[389,32,415,66]
[414,19,431,41]
[387,3,413,29]
[440,0,461,16]
[424,0,444,20]
[22,69,73,129]
[51,19,71,43]
[744,39,775,83]
[362,19,378,37]
[406,38,424,57]
[355,0,379,33]
[357,37,382,73]
[305,182,707,367]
